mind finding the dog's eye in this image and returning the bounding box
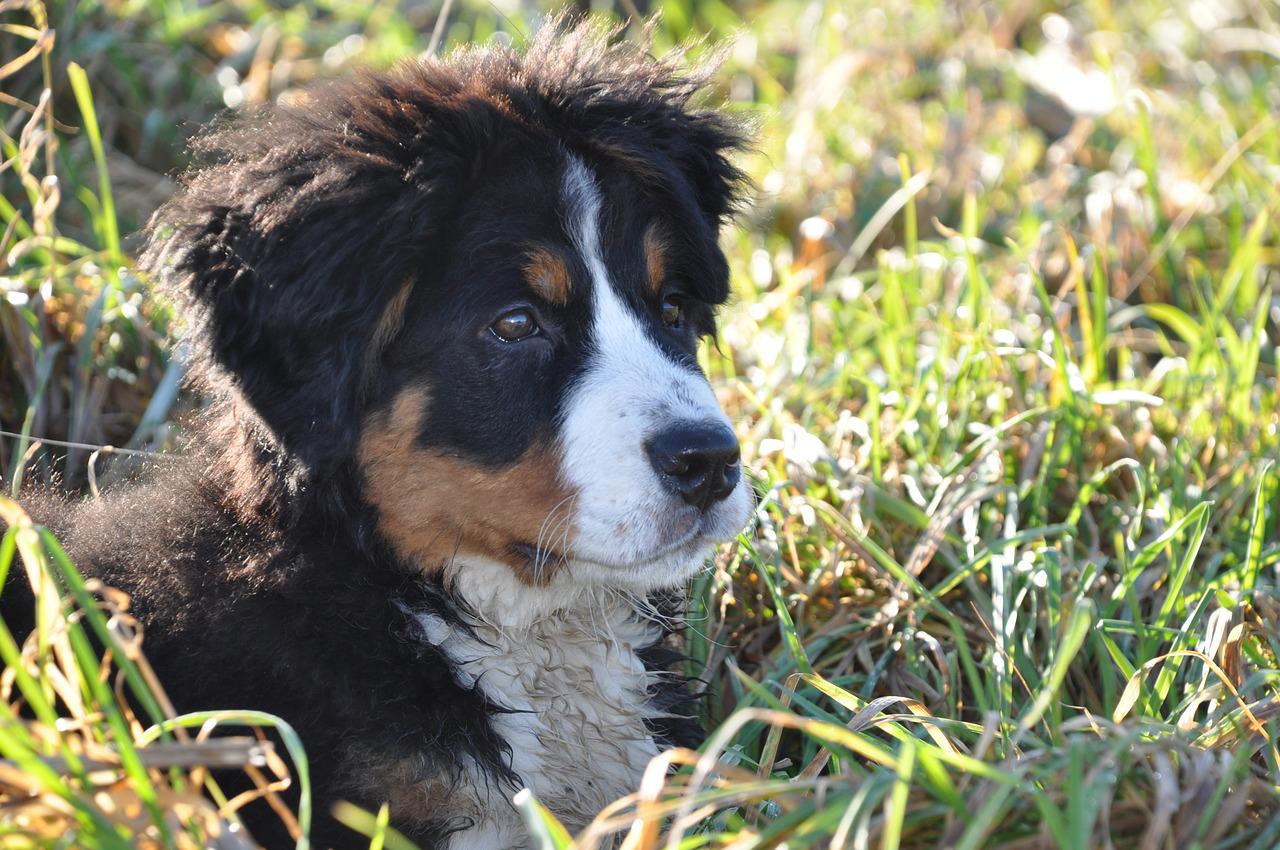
[490,309,539,342]
[660,297,683,328]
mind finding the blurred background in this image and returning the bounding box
[3,2,1280,846]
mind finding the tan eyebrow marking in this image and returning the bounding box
[370,280,414,356]
[522,247,572,305]
[361,278,415,389]
[643,223,668,296]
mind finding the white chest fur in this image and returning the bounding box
[418,560,670,849]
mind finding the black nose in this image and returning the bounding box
[646,423,741,511]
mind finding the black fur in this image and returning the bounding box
[8,18,746,850]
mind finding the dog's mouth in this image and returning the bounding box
[510,513,717,576]
[512,541,568,569]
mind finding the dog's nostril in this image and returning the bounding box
[658,455,692,477]
[646,424,741,511]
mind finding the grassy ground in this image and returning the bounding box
[3,0,1280,848]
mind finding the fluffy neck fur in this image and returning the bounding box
[413,558,680,847]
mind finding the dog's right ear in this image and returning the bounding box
[142,74,466,471]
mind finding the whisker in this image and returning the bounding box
[532,493,577,584]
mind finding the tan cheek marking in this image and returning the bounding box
[523,248,571,305]
[360,386,575,585]
[644,224,667,296]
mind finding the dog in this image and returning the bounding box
[14,18,752,850]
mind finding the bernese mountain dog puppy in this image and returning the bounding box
[14,18,751,850]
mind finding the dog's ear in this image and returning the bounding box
[142,77,463,470]
[666,100,750,229]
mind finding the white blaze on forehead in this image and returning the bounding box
[561,157,716,414]
[557,157,750,584]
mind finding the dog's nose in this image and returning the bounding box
[646,424,741,510]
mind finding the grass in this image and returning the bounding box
[3,0,1280,848]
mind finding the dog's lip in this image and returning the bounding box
[528,522,719,573]
[514,491,750,573]
[512,541,567,565]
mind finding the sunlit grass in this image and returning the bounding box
[3,0,1279,847]
[0,497,312,849]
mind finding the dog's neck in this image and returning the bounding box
[411,557,675,843]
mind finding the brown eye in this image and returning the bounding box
[490,309,538,342]
[660,297,682,327]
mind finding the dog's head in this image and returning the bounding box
[145,20,752,592]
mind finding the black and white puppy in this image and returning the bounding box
[20,19,751,850]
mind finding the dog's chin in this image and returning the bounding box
[566,486,753,592]
[448,540,719,630]
[453,487,750,627]
[568,539,717,591]
[568,499,747,591]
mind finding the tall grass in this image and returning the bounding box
[3,0,1280,848]
[0,494,317,849]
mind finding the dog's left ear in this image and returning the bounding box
[142,81,463,471]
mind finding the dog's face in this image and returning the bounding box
[360,154,752,590]
[146,24,751,592]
